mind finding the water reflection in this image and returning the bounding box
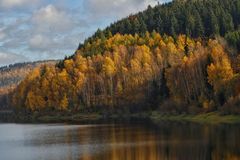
[0,122,240,160]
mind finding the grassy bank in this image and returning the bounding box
[150,112,240,124]
[2,111,240,124]
[35,112,240,124]
[35,112,149,123]
[36,113,102,123]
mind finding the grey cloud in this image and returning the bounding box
[25,4,89,59]
[0,28,6,40]
[0,3,85,62]
[0,16,30,46]
[0,0,40,9]
[29,34,53,50]
[0,0,172,67]
[28,32,85,56]
[0,51,28,66]
[83,0,158,19]
[31,4,75,33]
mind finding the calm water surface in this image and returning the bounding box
[0,122,240,160]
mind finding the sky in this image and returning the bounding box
[0,0,171,66]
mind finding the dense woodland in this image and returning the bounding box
[10,33,240,114]
[225,29,240,50]
[5,0,240,115]
[79,0,240,55]
[0,61,56,109]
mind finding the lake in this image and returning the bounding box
[0,122,240,160]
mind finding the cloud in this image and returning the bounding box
[26,4,87,58]
[0,52,28,66]
[32,4,74,33]
[0,28,6,40]
[0,0,39,9]
[28,32,85,59]
[0,0,173,67]
[84,0,160,19]
[29,34,52,50]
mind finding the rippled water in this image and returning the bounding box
[0,122,240,160]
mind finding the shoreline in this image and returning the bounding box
[150,112,240,124]
[1,111,240,125]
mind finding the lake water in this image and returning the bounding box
[0,122,240,160]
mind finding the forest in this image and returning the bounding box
[10,33,240,114]
[0,61,56,110]
[5,0,240,115]
[79,0,240,55]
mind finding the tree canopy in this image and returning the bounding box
[79,0,240,53]
[10,33,240,114]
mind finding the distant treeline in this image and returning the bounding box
[0,60,57,71]
[0,61,57,110]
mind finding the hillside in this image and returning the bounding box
[0,61,56,109]
[79,0,240,55]
[9,0,240,115]
[11,33,240,114]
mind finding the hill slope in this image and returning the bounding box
[11,33,240,114]
[9,0,240,115]
[79,0,240,55]
[0,61,56,109]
